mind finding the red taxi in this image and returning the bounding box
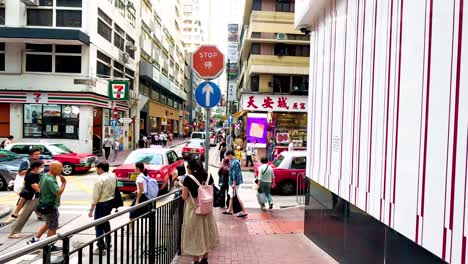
[254,151,307,195]
[182,139,206,160]
[113,147,185,194]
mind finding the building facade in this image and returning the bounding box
[238,0,309,155]
[0,0,140,154]
[138,0,189,138]
[297,0,467,263]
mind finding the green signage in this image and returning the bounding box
[108,80,129,101]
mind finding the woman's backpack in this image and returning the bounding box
[142,175,159,199]
[187,174,213,215]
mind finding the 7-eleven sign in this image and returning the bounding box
[109,80,129,101]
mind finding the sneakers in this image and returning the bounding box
[27,237,39,244]
[50,245,62,252]
[93,248,107,255]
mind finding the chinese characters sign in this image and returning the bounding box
[109,81,129,101]
[241,94,308,112]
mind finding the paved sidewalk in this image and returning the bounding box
[98,138,190,167]
[174,207,336,264]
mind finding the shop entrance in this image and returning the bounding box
[0,104,10,137]
[92,108,103,156]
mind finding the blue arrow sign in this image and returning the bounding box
[228,115,233,124]
[195,81,221,108]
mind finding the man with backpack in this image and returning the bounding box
[88,162,116,256]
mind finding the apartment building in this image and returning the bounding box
[138,0,188,137]
[238,0,309,154]
[0,0,140,154]
[181,0,203,52]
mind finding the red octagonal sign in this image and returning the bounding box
[192,45,225,79]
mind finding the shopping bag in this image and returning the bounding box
[13,174,25,194]
[232,190,242,214]
[256,192,267,205]
[213,185,220,207]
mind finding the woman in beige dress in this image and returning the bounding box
[180,158,219,264]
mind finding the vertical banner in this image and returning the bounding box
[246,113,268,148]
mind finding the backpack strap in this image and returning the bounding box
[187,174,202,187]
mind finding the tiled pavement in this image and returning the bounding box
[174,207,337,264]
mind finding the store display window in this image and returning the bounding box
[24,104,80,139]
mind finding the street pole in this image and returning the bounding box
[225,59,231,117]
[189,52,194,130]
[204,108,210,170]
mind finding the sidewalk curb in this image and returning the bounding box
[0,205,11,219]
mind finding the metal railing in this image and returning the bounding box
[0,189,184,264]
[296,172,306,205]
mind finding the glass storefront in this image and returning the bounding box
[271,112,307,147]
[24,104,79,139]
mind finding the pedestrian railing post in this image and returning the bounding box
[62,237,70,264]
[42,245,51,264]
[148,208,156,264]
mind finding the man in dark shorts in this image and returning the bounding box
[28,162,67,252]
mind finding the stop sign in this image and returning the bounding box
[192,45,225,79]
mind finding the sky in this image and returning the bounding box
[199,0,245,92]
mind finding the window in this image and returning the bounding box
[127,11,136,27]
[27,9,53,26]
[251,32,261,38]
[274,44,288,56]
[292,75,309,92]
[251,43,260,55]
[160,93,167,104]
[56,10,82,27]
[114,24,125,51]
[9,145,31,156]
[151,89,160,101]
[24,104,80,139]
[98,9,112,42]
[252,0,262,11]
[0,43,4,72]
[25,44,81,73]
[125,67,135,90]
[276,0,294,12]
[113,61,124,78]
[290,157,306,169]
[273,75,291,93]
[27,0,82,27]
[57,0,82,7]
[97,51,111,77]
[0,8,5,25]
[250,75,260,92]
[126,35,136,59]
[26,44,53,72]
[115,0,125,17]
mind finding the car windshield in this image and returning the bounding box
[48,144,72,154]
[187,141,204,147]
[0,149,22,162]
[124,152,164,165]
[272,155,285,167]
[192,133,205,139]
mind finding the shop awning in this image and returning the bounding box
[232,110,247,118]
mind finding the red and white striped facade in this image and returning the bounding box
[297,0,468,262]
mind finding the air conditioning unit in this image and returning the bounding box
[21,0,39,6]
[275,33,287,40]
[126,43,137,51]
[120,52,130,63]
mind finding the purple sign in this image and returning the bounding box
[246,113,268,148]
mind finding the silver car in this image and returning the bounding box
[0,149,25,191]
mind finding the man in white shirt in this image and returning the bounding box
[288,141,294,152]
[88,162,116,255]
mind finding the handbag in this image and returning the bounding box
[111,179,124,211]
[13,174,25,194]
[213,185,220,208]
[232,189,242,214]
[36,201,53,215]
